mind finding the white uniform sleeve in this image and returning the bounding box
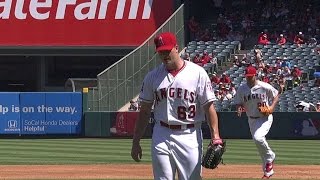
[267,84,279,101]
[139,73,154,103]
[233,87,243,105]
[197,70,217,105]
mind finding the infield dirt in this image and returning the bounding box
[0,164,319,179]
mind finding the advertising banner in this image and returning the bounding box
[0,0,173,46]
[110,111,138,136]
[0,92,82,135]
[0,93,21,134]
[20,92,46,134]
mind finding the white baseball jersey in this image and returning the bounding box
[139,60,216,125]
[234,80,278,117]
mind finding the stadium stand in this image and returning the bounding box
[87,0,320,113]
[187,42,320,112]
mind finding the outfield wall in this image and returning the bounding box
[0,91,318,139]
[84,111,320,140]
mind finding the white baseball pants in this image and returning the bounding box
[151,123,203,180]
[248,115,276,175]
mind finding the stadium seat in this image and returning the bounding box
[188,41,197,45]
[213,41,222,45]
[205,41,214,45]
[222,41,231,45]
[285,79,293,90]
[272,45,281,49]
[197,41,205,45]
[231,41,241,50]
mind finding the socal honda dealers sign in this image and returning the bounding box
[0,0,173,46]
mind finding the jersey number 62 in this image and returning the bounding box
[177,105,196,120]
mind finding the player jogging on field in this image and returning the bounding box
[131,32,223,180]
[234,66,280,179]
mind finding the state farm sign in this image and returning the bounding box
[0,0,173,46]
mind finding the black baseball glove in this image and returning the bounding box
[202,139,226,169]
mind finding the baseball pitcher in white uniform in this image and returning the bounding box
[131,32,223,180]
[234,66,280,179]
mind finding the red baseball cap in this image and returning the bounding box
[154,32,177,52]
[245,66,257,77]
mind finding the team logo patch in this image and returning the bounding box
[155,36,164,48]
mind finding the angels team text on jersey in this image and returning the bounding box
[243,93,266,102]
[154,88,196,106]
[139,61,215,124]
[234,81,278,117]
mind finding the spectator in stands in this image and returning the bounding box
[234,55,248,67]
[269,30,278,42]
[184,53,191,61]
[316,102,320,112]
[295,101,316,112]
[261,73,270,83]
[291,65,302,84]
[242,54,249,64]
[277,75,286,92]
[263,64,272,74]
[255,57,265,69]
[254,48,262,62]
[315,47,320,55]
[314,77,320,87]
[309,103,317,112]
[308,37,317,46]
[200,28,212,41]
[224,88,233,101]
[281,57,291,69]
[282,66,291,78]
[201,52,211,65]
[276,65,282,76]
[258,33,270,45]
[229,83,236,97]
[294,32,305,45]
[257,31,265,42]
[209,53,218,72]
[220,87,228,101]
[233,55,242,67]
[219,73,231,85]
[272,64,280,75]
[214,89,222,101]
[128,99,139,111]
[188,16,200,40]
[193,54,202,66]
[277,34,287,45]
[275,57,283,68]
[210,73,220,85]
[202,52,214,72]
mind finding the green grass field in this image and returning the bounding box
[0,138,318,165]
[0,138,318,180]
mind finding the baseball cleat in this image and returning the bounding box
[263,160,274,178]
[262,174,272,179]
[265,162,273,172]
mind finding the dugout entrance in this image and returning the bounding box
[0,47,133,92]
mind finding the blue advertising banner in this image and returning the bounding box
[0,93,21,134]
[0,92,82,135]
[45,93,82,134]
[20,93,46,134]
